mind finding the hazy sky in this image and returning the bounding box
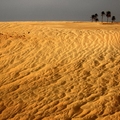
[0,0,120,21]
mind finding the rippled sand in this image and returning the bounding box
[0,22,120,120]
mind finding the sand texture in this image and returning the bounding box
[0,22,120,120]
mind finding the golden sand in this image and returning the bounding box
[0,22,120,120]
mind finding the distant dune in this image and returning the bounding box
[0,22,120,120]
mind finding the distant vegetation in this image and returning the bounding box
[91,11,116,23]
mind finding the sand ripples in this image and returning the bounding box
[0,22,120,120]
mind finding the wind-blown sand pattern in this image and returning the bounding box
[0,22,120,120]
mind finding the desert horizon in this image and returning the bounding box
[0,21,120,120]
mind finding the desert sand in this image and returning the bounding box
[0,22,120,120]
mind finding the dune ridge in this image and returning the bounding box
[0,22,120,120]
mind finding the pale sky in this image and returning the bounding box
[0,0,120,21]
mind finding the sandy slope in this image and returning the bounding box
[0,22,120,120]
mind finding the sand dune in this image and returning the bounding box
[0,22,120,120]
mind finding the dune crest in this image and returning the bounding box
[0,22,120,120]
